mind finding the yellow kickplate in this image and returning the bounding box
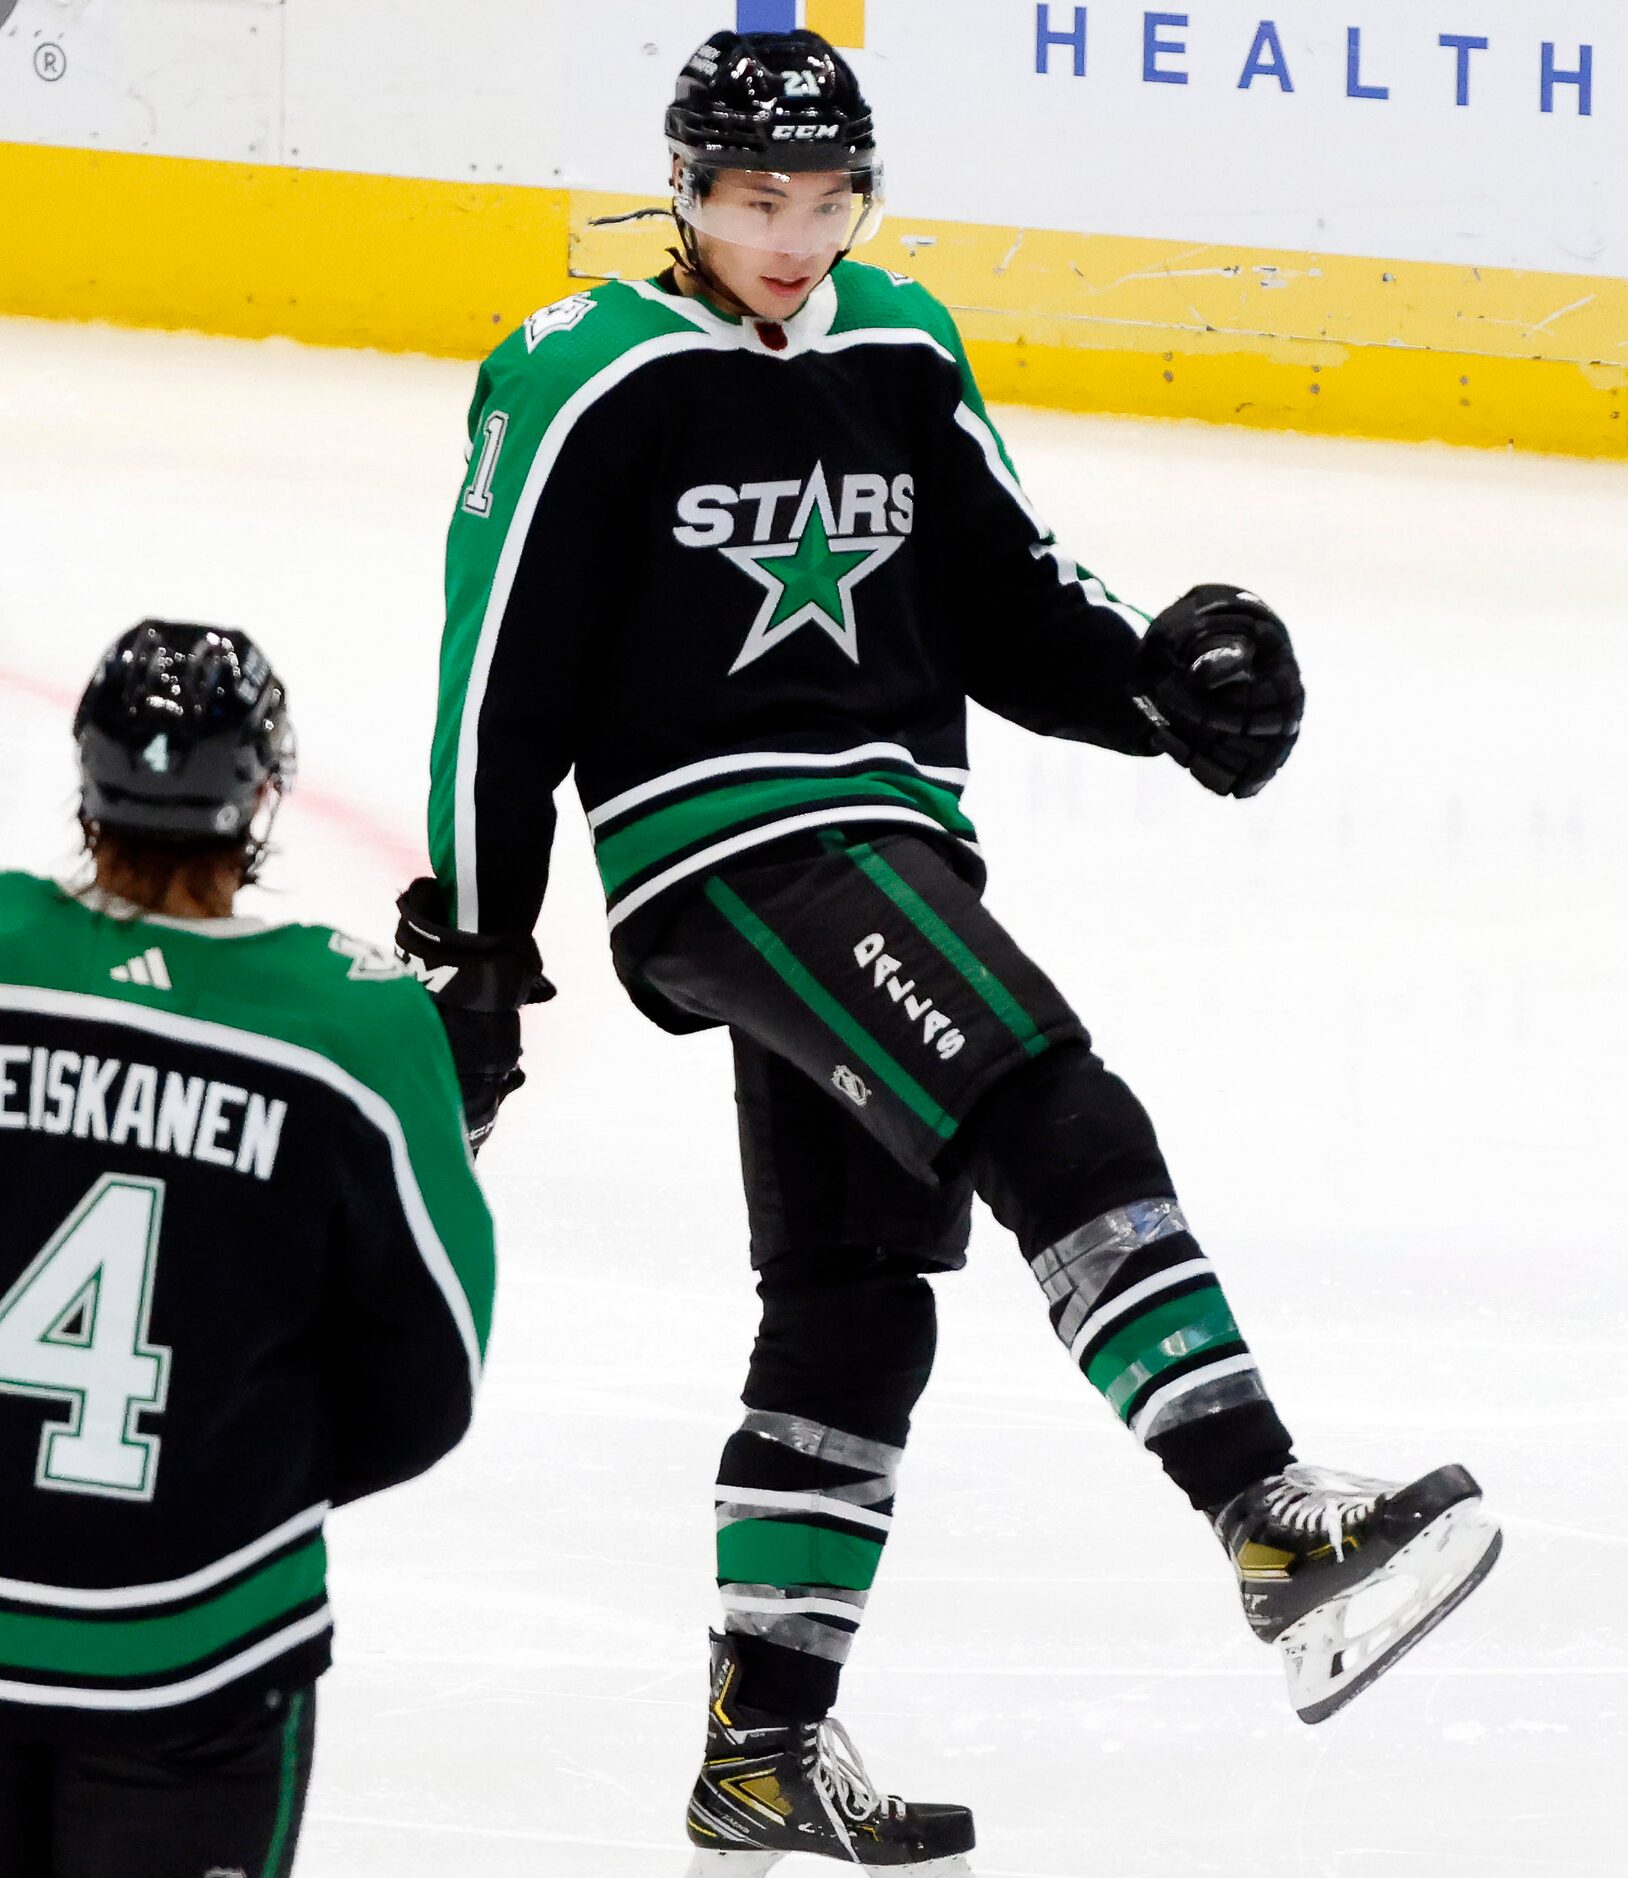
[569,188,1628,458]
[4,142,1624,458]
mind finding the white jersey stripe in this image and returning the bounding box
[952,403,1146,633]
[604,806,977,933]
[815,327,957,369]
[0,985,483,1395]
[586,743,970,831]
[0,1503,330,1611]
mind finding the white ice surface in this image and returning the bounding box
[1,317,1624,1877]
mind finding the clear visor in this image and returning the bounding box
[673,160,885,257]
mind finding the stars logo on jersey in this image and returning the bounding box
[674,462,912,675]
[524,293,596,351]
[722,485,902,673]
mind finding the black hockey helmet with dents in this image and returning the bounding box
[75,620,295,844]
[666,29,876,178]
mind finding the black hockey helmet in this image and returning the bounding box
[667,29,876,177]
[75,620,295,844]
[666,30,883,262]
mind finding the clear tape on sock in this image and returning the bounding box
[715,1488,893,1534]
[1131,1355,1268,1444]
[739,1409,903,1483]
[1031,1198,1190,1346]
[720,1582,867,1662]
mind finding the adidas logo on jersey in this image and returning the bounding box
[110,947,172,990]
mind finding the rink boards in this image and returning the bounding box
[2,0,1625,458]
[2,138,1623,460]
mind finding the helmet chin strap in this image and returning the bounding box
[668,215,752,320]
[240,777,287,888]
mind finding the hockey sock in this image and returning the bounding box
[964,1043,1294,1510]
[715,1254,936,1719]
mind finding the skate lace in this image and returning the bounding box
[808,1716,904,1857]
[1262,1464,1392,1554]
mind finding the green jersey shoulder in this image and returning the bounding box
[465,281,695,438]
[830,259,958,344]
[0,871,460,1131]
[829,260,985,411]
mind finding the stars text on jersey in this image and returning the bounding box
[673,462,913,674]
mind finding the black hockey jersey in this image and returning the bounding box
[427,262,1154,979]
[0,875,494,1742]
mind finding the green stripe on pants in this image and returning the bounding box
[845,843,1049,1055]
[704,878,957,1141]
[717,1519,886,1592]
[261,1688,307,1878]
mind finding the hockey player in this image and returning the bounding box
[0,622,494,1877]
[395,29,1501,1873]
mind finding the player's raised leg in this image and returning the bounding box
[964,1040,1501,1723]
[647,831,1499,1726]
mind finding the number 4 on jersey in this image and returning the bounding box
[0,1175,171,1500]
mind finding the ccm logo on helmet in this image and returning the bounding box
[772,124,840,140]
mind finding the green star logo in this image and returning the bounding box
[722,464,904,674]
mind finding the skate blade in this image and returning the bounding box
[683,1852,783,1876]
[1279,1497,1502,1725]
[684,1853,975,1876]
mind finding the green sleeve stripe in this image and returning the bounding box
[0,1540,326,1679]
[845,843,1047,1053]
[431,297,727,928]
[717,1519,885,1593]
[1084,1287,1243,1420]
[599,771,973,899]
[705,879,957,1142]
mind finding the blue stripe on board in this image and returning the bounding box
[738,1,799,33]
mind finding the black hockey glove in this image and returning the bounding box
[1132,585,1304,798]
[395,878,556,1152]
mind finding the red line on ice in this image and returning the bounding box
[0,665,426,881]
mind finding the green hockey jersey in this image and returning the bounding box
[428,261,1153,972]
[0,874,494,1742]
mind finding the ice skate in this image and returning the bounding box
[684,1636,975,1873]
[1213,1462,1502,1723]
